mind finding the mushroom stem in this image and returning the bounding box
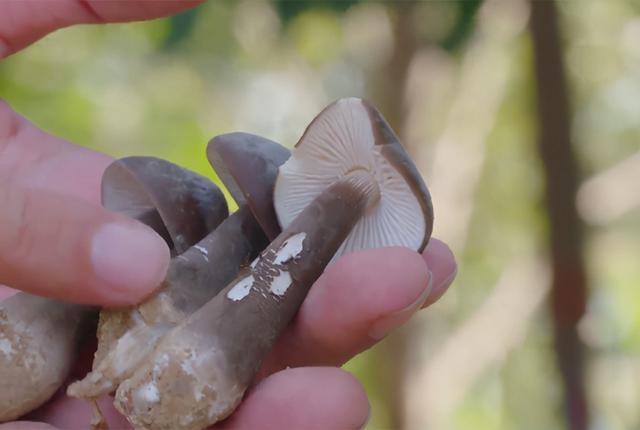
[71,136,290,403]
[0,294,94,422]
[84,157,230,380]
[67,157,231,400]
[113,172,376,430]
[67,205,268,399]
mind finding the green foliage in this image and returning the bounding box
[273,0,360,23]
[442,0,483,51]
[273,0,484,52]
[165,8,201,49]
[287,8,343,66]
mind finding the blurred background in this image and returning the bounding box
[0,0,638,429]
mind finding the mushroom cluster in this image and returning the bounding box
[0,98,433,430]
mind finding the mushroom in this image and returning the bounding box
[68,135,290,400]
[98,156,230,256]
[1,155,230,423]
[66,156,228,399]
[114,98,433,430]
[0,294,94,422]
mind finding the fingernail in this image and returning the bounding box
[91,222,170,300]
[423,265,458,308]
[436,265,458,292]
[368,270,433,340]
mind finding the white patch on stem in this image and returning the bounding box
[194,245,209,261]
[132,352,168,406]
[154,353,170,374]
[137,382,160,403]
[250,257,259,269]
[180,349,198,377]
[0,337,14,358]
[194,389,204,401]
[227,275,255,301]
[273,233,306,265]
[269,271,292,296]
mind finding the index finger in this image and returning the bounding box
[0,0,203,57]
[260,238,457,375]
[0,102,170,305]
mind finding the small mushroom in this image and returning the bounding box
[0,294,94,422]
[207,132,289,241]
[68,136,290,400]
[114,98,433,430]
[67,157,228,399]
[99,156,230,255]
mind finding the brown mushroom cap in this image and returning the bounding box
[274,97,433,255]
[102,156,229,254]
[207,133,291,240]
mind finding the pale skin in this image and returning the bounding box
[0,2,457,429]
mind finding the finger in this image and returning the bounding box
[261,239,457,373]
[219,367,370,430]
[0,422,57,430]
[0,183,169,305]
[25,338,132,429]
[1,100,112,202]
[30,369,369,430]
[0,101,170,305]
[421,238,457,308]
[25,394,130,430]
[0,1,203,57]
[261,246,433,373]
[0,285,18,301]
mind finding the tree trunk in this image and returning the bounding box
[369,3,420,429]
[529,1,589,429]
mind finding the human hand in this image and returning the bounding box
[0,3,457,428]
[5,240,456,430]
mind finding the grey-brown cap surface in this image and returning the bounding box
[208,132,290,240]
[102,156,229,253]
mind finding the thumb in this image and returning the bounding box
[0,183,170,305]
[0,1,203,58]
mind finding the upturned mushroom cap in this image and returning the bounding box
[274,97,433,255]
[207,133,291,240]
[102,156,229,253]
